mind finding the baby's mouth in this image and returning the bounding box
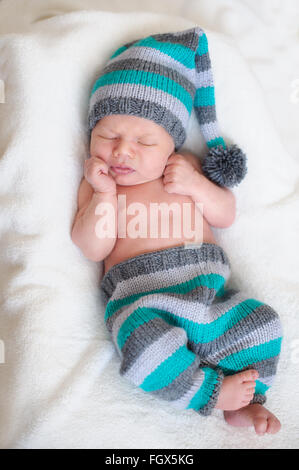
[110,166,135,174]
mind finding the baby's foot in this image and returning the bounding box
[215,369,258,411]
[224,404,281,435]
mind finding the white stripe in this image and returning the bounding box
[111,290,244,349]
[124,327,187,386]
[89,82,189,124]
[171,366,206,409]
[205,319,283,365]
[110,260,230,302]
[200,121,222,141]
[108,46,197,82]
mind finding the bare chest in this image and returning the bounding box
[104,178,213,273]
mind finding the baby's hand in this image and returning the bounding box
[162,153,198,196]
[84,156,116,194]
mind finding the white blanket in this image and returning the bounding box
[0,0,299,449]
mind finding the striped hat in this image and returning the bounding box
[88,27,247,187]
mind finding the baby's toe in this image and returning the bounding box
[254,417,268,436]
[238,369,259,383]
[266,416,281,434]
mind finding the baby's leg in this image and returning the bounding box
[197,291,283,406]
[199,290,283,434]
[100,243,235,416]
[115,306,225,416]
[101,242,282,429]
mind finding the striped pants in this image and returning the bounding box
[100,243,282,416]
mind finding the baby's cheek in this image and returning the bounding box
[90,141,109,160]
[148,156,167,172]
[147,162,165,178]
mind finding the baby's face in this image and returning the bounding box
[89,114,175,186]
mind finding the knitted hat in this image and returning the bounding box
[88,27,247,187]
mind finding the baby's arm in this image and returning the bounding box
[181,151,236,228]
[71,175,117,262]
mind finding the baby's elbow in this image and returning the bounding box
[214,191,236,228]
[220,211,235,228]
[222,191,236,228]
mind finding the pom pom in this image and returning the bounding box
[202,144,247,187]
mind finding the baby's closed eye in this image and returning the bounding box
[138,140,156,146]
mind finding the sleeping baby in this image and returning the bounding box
[71,27,282,435]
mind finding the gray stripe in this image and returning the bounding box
[151,356,203,402]
[254,357,280,381]
[123,38,142,49]
[108,44,214,91]
[107,288,245,344]
[108,260,229,302]
[169,367,206,408]
[204,291,256,324]
[195,53,212,72]
[251,394,266,405]
[191,303,281,356]
[101,58,196,96]
[171,366,224,416]
[119,317,173,374]
[152,27,202,51]
[108,46,198,84]
[108,261,231,342]
[109,285,218,347]
[124,327,188,386]
[101,243,229,297]
[194,105,217,125]
[89,97,186,149]
[197,315,282,365]
[213,288,239,303]
[89,82,189,125]
[196,368,224,416]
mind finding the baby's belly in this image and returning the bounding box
[103,179,216,274]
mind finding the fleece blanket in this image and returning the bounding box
[0,0,299,449]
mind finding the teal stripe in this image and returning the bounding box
[194,86,215,107]
[255,380,269,396]
[104,272,225,322]
[178,298,263,344]
[140,344,196,392]
[91,69,193,111]
[197,33,209,56]
[117,298,264,349]
[117,307,159,350]
[187,367,219,410]
[207,137,226,149]
[135,36,197,68]
[218,338,282,371]
[215,285,226,298]
[110,45,127,60]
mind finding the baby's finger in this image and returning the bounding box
[162,174,171,184]
[163,173,177,185]
[163,182,178,194]
[97,165,108,175]
[163,166,172,176]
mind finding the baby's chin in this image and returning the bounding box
[113,172,162,186]
[118,179,162,188]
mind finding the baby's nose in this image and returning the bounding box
[113,140,135,159]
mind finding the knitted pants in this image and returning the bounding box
[100,243,282,416]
